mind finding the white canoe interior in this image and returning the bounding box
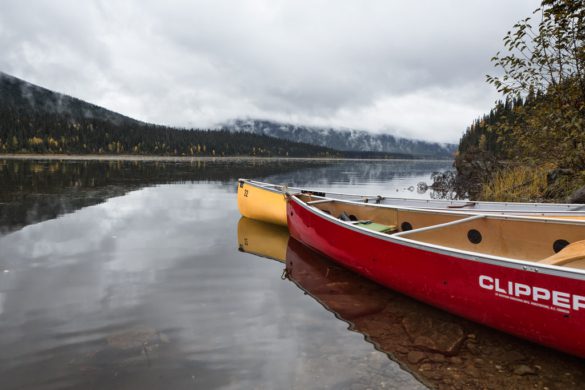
[301,195,585,270]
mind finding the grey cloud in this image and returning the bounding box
[0,0,539,142]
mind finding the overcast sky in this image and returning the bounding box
[0,0,539,143]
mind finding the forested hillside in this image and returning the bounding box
[454,0,585,201]
[0,73,338,158]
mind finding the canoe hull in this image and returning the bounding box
[237,180,287,226]
[287,197,585,357]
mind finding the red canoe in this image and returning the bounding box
[286,194,585,357]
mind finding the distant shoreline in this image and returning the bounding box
[0,153,453,163]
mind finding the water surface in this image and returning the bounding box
[0,158,583,390]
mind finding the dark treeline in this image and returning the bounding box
[0,72,418,159]
[0,107,340,157]
[456,93,539,164]
[0,72,338,157]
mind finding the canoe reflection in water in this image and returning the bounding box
[237,217,585,389]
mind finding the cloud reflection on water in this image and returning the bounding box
[0,179,423,389]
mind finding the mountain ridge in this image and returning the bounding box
[0,72,142,126]
[0,72,406,158]
[0,72,451,159]
[222,119,456,158]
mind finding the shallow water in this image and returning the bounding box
[0,158,584,390]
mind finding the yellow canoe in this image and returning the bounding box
[237,178,585,226]
[237,179,289,226]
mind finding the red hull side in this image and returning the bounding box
[287,198,585,358]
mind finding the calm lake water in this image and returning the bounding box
[1,158,584,390]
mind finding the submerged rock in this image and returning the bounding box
[513,364,537,376]
[89,325,170,367]
[106,326,160,350]
[402,316,465,355]
[407,351,426,364]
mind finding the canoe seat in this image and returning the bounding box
[540,240,585,266]
[353,221,397,234]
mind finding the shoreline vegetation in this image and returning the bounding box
[0,153,450,163]
[453,1,585,203]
